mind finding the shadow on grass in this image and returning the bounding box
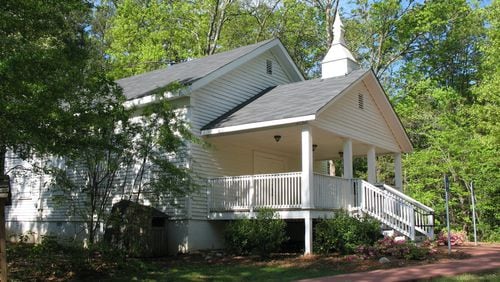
[106,263,342,282]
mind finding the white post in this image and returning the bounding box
[304,212,313,255]
[410,207,416,241]
[367,146,376,183]
[394,153,403,191]
[343,139,353,179]
[470,181,477,246]
[301,125,314,209]
[249,176,255,216]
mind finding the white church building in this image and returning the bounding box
[4,13,433,254]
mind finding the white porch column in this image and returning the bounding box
[301,125,313,209]
[367,146,376,183]
[394,153,403,190]
[343,138,353,179]
[304,212,313,255]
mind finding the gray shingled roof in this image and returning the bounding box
[116,39,276,100]
[202,68,370,131]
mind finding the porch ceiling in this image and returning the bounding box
[204,124,394,160]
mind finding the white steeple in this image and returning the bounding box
[321,11,359,79]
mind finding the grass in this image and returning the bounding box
[421,269,500,281]
[109,261,344,282]
[111,263,340,282]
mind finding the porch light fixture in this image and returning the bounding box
[339,151,343,158]
[274,135,282,142]
[313,144,318,151]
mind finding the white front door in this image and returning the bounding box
[253,151,287,174]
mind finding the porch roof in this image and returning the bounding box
[201,68,369,135]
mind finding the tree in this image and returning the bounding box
[0,0,123,278]
[102,0,325,78]
[1,0,96,159]
[106,0,203,79]
[312,0,339,49]
[50,83,197,244]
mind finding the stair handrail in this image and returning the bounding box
[359,180,413,238]
[381,184,434,213]
[359,180,435,240]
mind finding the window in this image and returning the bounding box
[266,59,273,75]
[358,93,364,109]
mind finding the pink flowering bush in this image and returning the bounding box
[436,230,466,246]
[355,237,437,260]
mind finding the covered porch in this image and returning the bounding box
[203,123,410,254]
[204,123,405,212]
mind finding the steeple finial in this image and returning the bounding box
[332,11,345,45]
[321,10,359,78]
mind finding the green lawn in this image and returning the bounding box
[108,263,342,282]
[424,269,500,282]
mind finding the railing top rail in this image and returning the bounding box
[381,184,434,213]
[313,173,352,181]
[207,171,302,181]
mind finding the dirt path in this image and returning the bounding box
[298,244,500,282]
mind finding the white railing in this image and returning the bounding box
[358,180,434,240]
[382,184,434,239]
[208,172,302,211]
[313,174,355,209]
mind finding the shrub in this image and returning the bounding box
[355,237,437,260]
[437,230,466,246]
[225,208,287,257]
[314,211,382,254]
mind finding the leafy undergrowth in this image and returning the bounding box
[6,241,472,282]
[7,239,153,281]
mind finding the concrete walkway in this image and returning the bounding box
[299,244,500,282]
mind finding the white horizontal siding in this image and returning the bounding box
[313,82,401,152]
[189,51,296,220]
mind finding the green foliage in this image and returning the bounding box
[225,209,288,257]
[0,0,121,160]
[314,211,382,255]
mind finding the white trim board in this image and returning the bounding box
[201,115,316,136]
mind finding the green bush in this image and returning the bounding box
[225,209,287,257]
[314,211,382,254]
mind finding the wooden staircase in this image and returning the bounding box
[352,180,434,241]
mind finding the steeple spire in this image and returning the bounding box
[321,10,359,78]
[332,11,345,45]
